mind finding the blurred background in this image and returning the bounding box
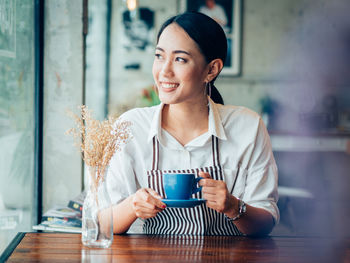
[1,0,349,254]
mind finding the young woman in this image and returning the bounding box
[107,12,279,236]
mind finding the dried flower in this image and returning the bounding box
[66,105,132,188]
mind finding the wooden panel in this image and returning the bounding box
[6,233,349,262]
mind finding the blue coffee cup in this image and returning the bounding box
[163,173,203,200]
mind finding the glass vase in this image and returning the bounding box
[82,166,113,248]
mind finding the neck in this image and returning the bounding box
[161,98,209,146]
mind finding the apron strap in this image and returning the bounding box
[211,136,220,167]
[153,135,220,170]
[152,137,159,170]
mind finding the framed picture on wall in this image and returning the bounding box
[179,0,242,76]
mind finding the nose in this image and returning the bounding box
[160,60,174,77]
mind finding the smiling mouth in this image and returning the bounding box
[160,82,179,90]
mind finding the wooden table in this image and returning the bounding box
[1,232,349,262]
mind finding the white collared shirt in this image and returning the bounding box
[107,98,279,223]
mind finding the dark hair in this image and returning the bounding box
[157,12,226,105]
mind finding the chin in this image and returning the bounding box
[158,94,177,105]
[159,98,175,105]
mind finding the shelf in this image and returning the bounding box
[270,134,350,152]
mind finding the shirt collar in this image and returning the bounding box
[147,98,227,142]
[147,103,164,142]
[208,97,227,140]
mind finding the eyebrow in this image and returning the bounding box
[155,47,191,56]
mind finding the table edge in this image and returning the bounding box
[0,232,25,262]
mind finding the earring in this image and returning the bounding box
[206,82,212,98]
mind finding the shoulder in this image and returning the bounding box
[115,106,160,152]
[216,104,261,127]
[119,105,158,126]
[116,106,159,143]
[215,104,266,142]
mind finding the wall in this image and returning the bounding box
[108,0,350,129]
[218,0,350,133]
[108,0,299,113]
[85,0,109,121]
[109,0,179,115]
[43,0,83,212]
[217,0,300,111]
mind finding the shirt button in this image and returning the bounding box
[185,150,190,156]
[181,150,190,166]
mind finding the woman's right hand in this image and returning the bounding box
[131,188,166,220]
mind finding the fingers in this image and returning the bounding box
[199,179,216,187]
[146,188,166,208]
[136,188,166,208]
[147,188,162,199]
[134,205,162,219]
[198,173,213,187]
[202,190,226,204]
[201,191,216,200]
[198,178,232,214]
[203,189,232,214]
[199,171,211,179]
[205,200,226,213]
[132,188,166,220]
[202,183,227,195]
[199,178,226,188]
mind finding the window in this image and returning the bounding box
[0,0,40,253]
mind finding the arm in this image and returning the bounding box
[221,191,275,236]
[112,188,166,234]
[233,203,275,236]
[200,171,274,236]
[200,118,278,236]
[112,195,137,234]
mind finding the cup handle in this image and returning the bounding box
[192,177,203,195]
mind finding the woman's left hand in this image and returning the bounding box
[199,171,237,216]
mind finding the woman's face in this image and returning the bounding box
[152,23,209,106]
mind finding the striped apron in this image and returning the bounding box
[144,136,242,235]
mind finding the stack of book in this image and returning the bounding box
[33,192,85,233]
